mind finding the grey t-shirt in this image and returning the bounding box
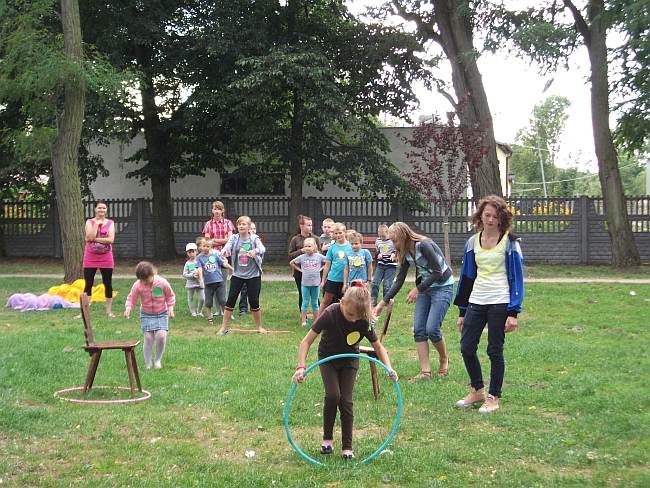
[233,237,260,279]
[293,253,326,286]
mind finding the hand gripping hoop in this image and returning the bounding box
[283,353,403,465]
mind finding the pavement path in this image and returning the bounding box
[1,274,649,284]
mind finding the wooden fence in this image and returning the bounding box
[1,196,649,263]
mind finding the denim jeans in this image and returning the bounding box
[459,302,508,398]
[413,284,453,343]
[371,264,397,306]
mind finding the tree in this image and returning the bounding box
[488,0,640,267]
[50,0,86,282]
[380,0,504,200]
[191,0,426,235]
[79,0,205,260]
[509,96,572,196]
[0,0,87,281]
[402,108,488,262]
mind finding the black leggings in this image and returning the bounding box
[83,268,113,298]
[225,276,261,311]
[319,360,359,450]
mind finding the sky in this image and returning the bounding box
[345,0,600,173]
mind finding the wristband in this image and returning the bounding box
[295,365,306,371]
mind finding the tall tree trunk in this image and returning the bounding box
[288,91,305,243]
[585,1,639,266]
[51,0,85,283]
[432,0,503,200]
[137,60,176,260]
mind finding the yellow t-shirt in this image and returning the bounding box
[468,232,510,305]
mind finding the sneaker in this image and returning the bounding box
[455,387,486,409]
[341,450,354,460]
[213,310,223,317]
[239,309,248,315]
[154,361,162,369]
[301,321,308,327]
[478,394,500,414]
[320,444,333,455]
[196,311,204,318]
[191,312,197,317]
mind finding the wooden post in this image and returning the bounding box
[579,196,589,264]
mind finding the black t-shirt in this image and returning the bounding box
[312,304,378,363]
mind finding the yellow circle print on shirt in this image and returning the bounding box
[346,331,361,345]
[338,250,345,259]
[352,256,363,267]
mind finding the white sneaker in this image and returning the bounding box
[191,312,197,317]
[455,387,486,409]
[478,394,500,414]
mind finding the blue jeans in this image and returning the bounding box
[301,285,320,311]
[459,303,508,398]
[371,264,397,306]
[413,284,453,343]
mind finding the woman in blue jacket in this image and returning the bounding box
[454,195,524,414]
[373,222,454,380]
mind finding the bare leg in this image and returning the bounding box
[433,337,449,376]
[217,308,232,335]
[252,310,267,334]
[416,341,431,374]
[105,297,114,318]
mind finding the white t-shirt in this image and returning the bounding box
[469,232,510,305]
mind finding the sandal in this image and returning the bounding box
[207,317,214,326]
[320,445,333,455]
[438,358,449,377]
[410,371,432,382]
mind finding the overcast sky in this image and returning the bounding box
[346,0,600,172]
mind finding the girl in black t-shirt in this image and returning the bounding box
[292,282,399,460]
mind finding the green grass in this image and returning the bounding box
[1,257,650,279]
[1,278,649,487]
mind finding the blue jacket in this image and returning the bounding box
[453,232,524,317]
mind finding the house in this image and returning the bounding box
[88,127,512,199]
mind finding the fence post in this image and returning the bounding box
[136,198,145,257]
[579,196,589,264]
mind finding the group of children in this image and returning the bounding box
[123,215,266,369]
[289,219,398,327]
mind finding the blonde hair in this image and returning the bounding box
[236,215,252,226]
[378,224,389,231]
[470,195,513,233]
[196,236,206,247]
[388,222,429,265]
[322,218,334,225]
[211,200,225,211]
[332,222,346,232]
[303,237,317,248]
[135,261,156,280]
[348,231,363,244]
[341,283,372,322]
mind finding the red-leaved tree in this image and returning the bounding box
[402,107,488,263]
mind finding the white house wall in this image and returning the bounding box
[88,128,508,199]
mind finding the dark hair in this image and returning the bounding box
[94,200,107,208]
[470,195,513,233]
[296,214,312,235]
[135,261,156,280]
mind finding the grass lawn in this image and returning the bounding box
[1,278,649,487]
[1,257,650,279]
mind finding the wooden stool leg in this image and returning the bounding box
[369,362,380,400]
[84,351,102,393]
[124,349,137,397]
[129,349,142,392]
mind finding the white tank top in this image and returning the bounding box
[469,232,510,305]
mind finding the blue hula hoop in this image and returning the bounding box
[283,353,403,466]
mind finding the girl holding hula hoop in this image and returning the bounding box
[292,282,398,460]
